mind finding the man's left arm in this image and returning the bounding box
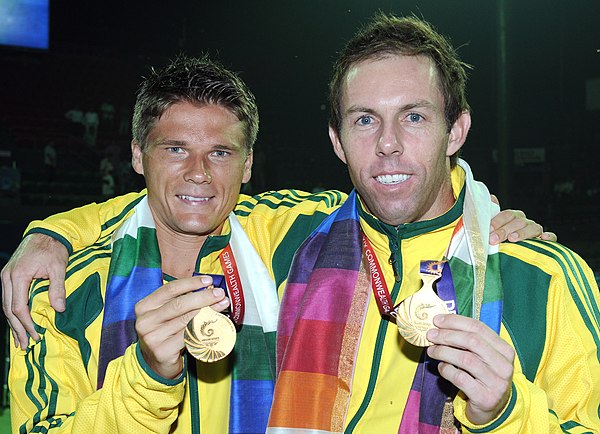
[500,253,600,432]
[427,246,600,432]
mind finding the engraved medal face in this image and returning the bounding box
[394,274,449,347]
[184,307,237,362]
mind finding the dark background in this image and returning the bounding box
[0,0,599,269]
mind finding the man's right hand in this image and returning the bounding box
[134,275,230,380]
[426,314,515,426]
[1,233,69,349]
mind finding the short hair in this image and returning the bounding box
[329,14,471,164]
[132,54,259,152]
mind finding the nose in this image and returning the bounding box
[184,158,212,184]
[376,122,403,156]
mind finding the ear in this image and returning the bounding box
[131,140,144,175]
[446,111,471,156]
[328,126,348,164]
[242,149,253,184]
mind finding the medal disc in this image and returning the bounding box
[184,307,237,362]
[394,276,449,347]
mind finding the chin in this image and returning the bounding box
[176,220,213,236]
[376,205,414,225]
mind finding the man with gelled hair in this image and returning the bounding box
[267,14,600,433]
[7,54,347,434]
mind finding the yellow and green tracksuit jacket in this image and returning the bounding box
[344,171,600,432]
[12,173,600,432]
[9,189,346,434]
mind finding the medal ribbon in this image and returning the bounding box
[362,234,394,316]
[219,244,246,325]
[434,217,463,313]
[361,217,463,318]
[419,260,457,314]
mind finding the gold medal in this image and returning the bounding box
[184,307,237,362]
[393,272,449,346]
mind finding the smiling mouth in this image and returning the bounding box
[178,195,211,202]
[376,174,411,185]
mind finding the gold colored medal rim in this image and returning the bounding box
[393,274,450,347]
[184,307,237,363]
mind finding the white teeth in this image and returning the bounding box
[376,174,410,185]
[179,195,209,202]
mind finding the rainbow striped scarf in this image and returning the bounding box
[98,196,279,433]
[267,160,502,433]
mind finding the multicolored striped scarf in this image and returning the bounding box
[267,159,502,433]
[98,196,279,433]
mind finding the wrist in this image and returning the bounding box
[136,343,186,385]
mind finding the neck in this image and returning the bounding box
[420,183,457,223]
[358,184,465,240]
[155,229,209,279]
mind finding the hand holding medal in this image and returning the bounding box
[392,261,450,347]
[362,235,454,347]
[184,274,237,363]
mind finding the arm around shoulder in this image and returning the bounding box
[25,190,147,252]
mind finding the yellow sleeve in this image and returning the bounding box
[455,248,600,433]
[23,190,147,254]
[234,189,347,299]
[9,288,185,433]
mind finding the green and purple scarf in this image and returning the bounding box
[98,197,279,434]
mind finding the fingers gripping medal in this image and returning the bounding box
[393,260,449,347]
[184,274,237,363]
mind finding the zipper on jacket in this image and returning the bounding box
[345,228,405,432]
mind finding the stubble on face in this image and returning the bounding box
[332,54,463,226]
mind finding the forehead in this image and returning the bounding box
[341,54,443,110]
[148,101,245,144]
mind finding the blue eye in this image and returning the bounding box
[167,146,183,153]
[358,116,373,126]
[408,113,423,123]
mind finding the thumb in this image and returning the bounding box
[48,267,67,312]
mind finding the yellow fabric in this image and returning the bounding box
[338,170,600,432]
[13,174,600,433]
[347,204,459,431]
[11,189,346,434]
[11,342,186,434]
[346,167,467,429]
[455,242,600,433]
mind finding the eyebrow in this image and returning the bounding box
[344,106,376,117]
[154,138,240,151]
[153,138,187,147]
[344,99,437,117]
[402,100,437,111]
